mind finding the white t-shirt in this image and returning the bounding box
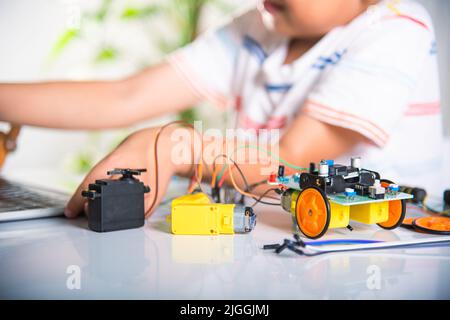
[167,0,445,193]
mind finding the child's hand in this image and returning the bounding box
[64,127,188,218]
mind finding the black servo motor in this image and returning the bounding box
[82,168,150,232]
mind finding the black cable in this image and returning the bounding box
[229,163,280,206]
[251,188,281,207]
[212,154,282,206]
[212,154,253,202]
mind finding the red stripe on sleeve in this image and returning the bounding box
[383,14,430,31]
[303,100,389,147]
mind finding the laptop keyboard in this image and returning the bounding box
[0,178,68,213]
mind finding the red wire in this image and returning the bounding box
[218,169,229,188]
[187,171,197,192]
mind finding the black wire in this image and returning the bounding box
[251,188,281,207]
[254,199,280,206]
[212,154,251,202]
[228,162,280,206]
[212,154,281,206]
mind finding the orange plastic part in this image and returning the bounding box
[378,200,405,229]
[413,217,450,234]
[380,181,391,188]
[296,187,330,239]
[403,217,415,224]
[401,217,416,228]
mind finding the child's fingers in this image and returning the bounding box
[83,202,89,217]
[64,184,86,218]
[65,178,93,218]
[65,161,112,218]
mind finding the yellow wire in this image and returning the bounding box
[387,0,402,15]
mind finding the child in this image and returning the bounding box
[0,0,444,218]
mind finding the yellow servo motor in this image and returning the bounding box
[167,193,256,235]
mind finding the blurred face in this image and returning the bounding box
[260,0,378,38]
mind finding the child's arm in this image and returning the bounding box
[0,62,199,129]
[64,114,366,218]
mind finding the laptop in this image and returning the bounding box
[0,176,68,222]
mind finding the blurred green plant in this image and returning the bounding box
[49,28,80,61]
[49,0,234,121]
[49,0,235,175]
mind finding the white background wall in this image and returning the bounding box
[0,0,92,189]
[0,0,449,191]
[417,0,450,135]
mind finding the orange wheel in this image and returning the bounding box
[378,199,406,230]
[401,217,416,230]
[295,187,330,239]
[378,179,406,230]
[412,217,450,235]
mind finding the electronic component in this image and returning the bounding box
[318,160,329,177]
[351,156,361,170]
[368,180,385,200]
[355,183,370,196]
[169,193,256,235]
[280,189,299,214]
[274,157,413,239]
[329,164,347,176]
[387,183,399,196]
[277,165,285,177]
[268,172,277,184]
[82,168,150,232]
[344,188,356,200]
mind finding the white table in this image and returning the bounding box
[1,189,449,300]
